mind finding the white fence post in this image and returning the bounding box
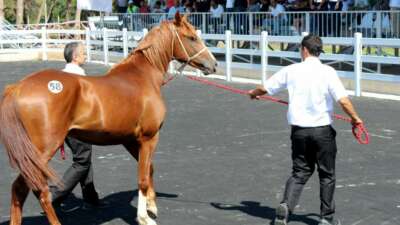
[261,31,268,86]
[123,28,128,58]
[85,28,91,62]
[354,32,362,97]
[225,30,232,82]
[103,28,109,65]
[196,30,202,77]
[41,27,47,61]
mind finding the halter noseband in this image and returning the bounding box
[169,24,211,75]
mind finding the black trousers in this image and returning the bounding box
[282,125,337,219]
[51,136,99,205]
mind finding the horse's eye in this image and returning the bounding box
[190,37,197,41]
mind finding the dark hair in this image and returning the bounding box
[301,34,324,57]
[64,42,81,63]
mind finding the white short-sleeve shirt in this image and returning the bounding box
[63,63,86,76]
[264,57,347,127]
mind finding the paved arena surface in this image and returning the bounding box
[0,61,399,225]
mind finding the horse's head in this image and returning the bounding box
[171,12,217,75]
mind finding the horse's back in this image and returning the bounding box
[9,70,83,146]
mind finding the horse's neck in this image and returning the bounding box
[107,24,174,85]
[108,53,166,87]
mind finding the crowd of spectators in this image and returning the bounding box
[115,0,400,37]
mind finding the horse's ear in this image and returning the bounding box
[174,11,182,26]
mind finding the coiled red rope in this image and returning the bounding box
[184,75,370,145]
[59,144,66,160]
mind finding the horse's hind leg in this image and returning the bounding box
[33,185,61,225]
[30,143,65,225]
[9,175,30,225]
[10,174,61,225]
[124,143,158,219]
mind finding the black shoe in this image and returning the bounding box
[318,218,341,225]
[274,203,289,225]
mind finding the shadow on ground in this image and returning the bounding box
[211,201,320,225]
[0,190,178,225]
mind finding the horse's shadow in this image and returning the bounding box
[0,190,178,225]
[211,201,320,225]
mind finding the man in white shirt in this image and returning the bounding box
[50,42,106,209]
[249,34,363,225]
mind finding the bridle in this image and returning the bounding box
[169,24,213,75]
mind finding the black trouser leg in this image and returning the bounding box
[283,127,316,213]
[51,136,98,204]
[282,126,337,219]
[314,127,337,219]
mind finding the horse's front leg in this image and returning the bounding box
[9,175,30,225]
[136,133,159,225]
[124,143,158,219]
[147,164,157,218]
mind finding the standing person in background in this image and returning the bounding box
[168,0,184,19]
[117,0,128,13]
[225,0,235,32]
[184,0,195,13]
[196,0,211,12]
[248,34,363,225]
[390,0,400,38]
[210,0,224,33]
[50,42,108,210]
[166,0,176,9]
[310,0,328,36]
[327,0,342,36]
[234,0,249,34]
[269,0,287,35]
[139,0,151,13]
[152,0,165,12]
[127,0,139,13]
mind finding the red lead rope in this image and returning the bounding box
[185,75,370,145]
[59,144,66,160]
[58,73,369,159]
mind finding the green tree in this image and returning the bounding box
[16,0,23,25]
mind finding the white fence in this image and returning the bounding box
[98,10,400,38]
[0,27,399,96]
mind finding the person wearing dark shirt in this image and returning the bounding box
[233,0,249,34]
[196,0,210,12]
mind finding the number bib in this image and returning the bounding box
[47,80,63,94]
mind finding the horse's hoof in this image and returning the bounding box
[137,216,157,225]
[147,204,158,219]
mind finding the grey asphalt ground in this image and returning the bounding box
[0,61,399,225]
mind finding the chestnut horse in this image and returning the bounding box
[0,13,216,225]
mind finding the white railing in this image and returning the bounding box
[0,27,399,97]
[100,10,400,38]
[0,19,40,49]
